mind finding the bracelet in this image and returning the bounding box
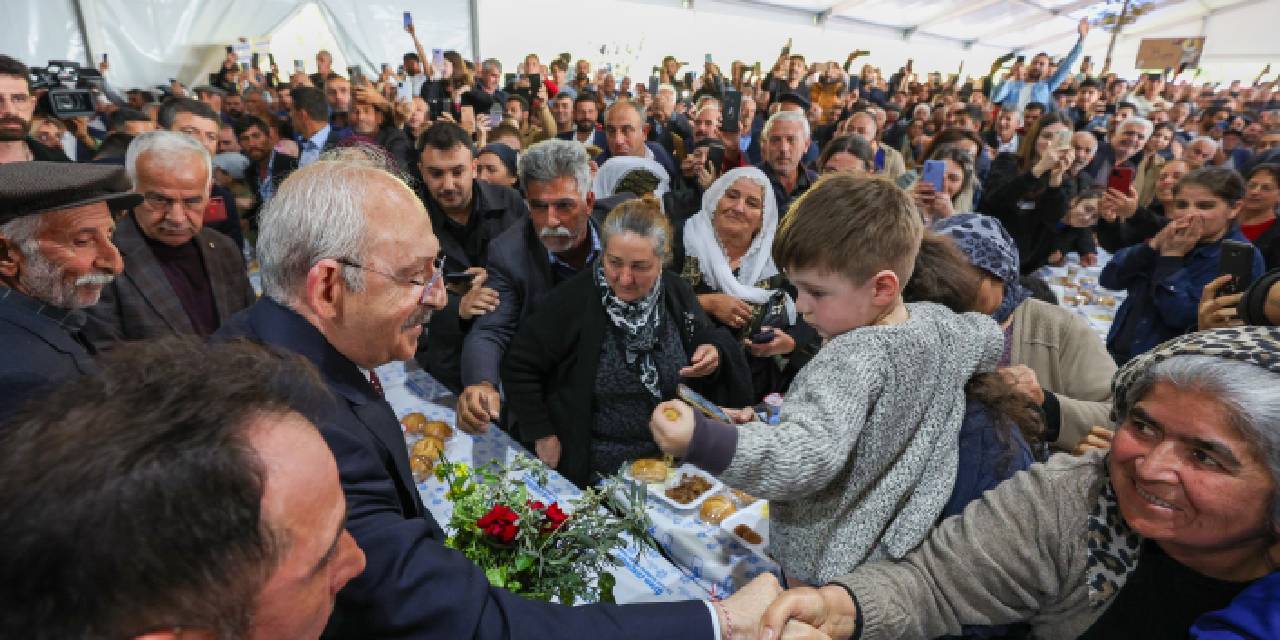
[711,594,734,640]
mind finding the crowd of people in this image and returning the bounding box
[1,12,1279,638]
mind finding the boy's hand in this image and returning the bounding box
[650,400,696,457]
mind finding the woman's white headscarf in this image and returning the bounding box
[591,156,671,199]
[682,167,795,324]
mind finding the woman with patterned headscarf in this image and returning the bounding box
[933,213,1115,452]
[758,326,1280,640]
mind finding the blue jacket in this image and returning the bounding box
[1101,228,1265,364]
[0,286,98,424]
[1191,571,1280,639]
[216,298,715,639]
[940,399,1034,520]
[990,39,1084,113]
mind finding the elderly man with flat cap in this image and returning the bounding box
[0,161,139,422]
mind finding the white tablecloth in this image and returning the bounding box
[1036,252,1127,342]
[376,361,778,603]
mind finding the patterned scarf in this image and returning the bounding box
[594,261,664,399]
[932,213,1033,323]
[1086,326,1280,608]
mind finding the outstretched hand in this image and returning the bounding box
[1078,17,1090,39]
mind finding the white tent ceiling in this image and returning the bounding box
[3,0,1275,90]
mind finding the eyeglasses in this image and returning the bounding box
[337,255,446,303]
[142,192,207,211]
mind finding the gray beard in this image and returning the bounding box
[17,242,109,309]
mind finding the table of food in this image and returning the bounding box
[376,360,780,604]
[1036,251,1126,341]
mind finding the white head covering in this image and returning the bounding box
[591,156,671,199]
[682,167,795,324]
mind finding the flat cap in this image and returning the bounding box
[0,162,142,226]
[777,91,811,113]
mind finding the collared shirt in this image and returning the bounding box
[997,134,1020,155]
[257,150,279,202]
[547,220,601,284]
[299,124,332,167]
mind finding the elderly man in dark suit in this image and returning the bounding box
[0,162,139,422]
[84,131,254,351]
[216,157,778,638]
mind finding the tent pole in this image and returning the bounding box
[469,0,482,61]
[1101,0,1130,76]
[72,0,93,66]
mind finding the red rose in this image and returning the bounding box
[543,503,569,531]
[527,500,545,511]
[477,504,519,543]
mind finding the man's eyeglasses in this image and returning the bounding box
[142,192,207,211]
[337,255,446,303]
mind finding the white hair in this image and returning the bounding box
[124,130,211,189]
[1190,135,1220,153]
[257,161,409,306]
[0,215,43,248]
[1119,116,1154,140]
[518,139,591,199]
[762,110,811,144]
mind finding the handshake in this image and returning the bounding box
[710,573,859,639]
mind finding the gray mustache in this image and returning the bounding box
[75,273,115,286]
[539,227,574,239]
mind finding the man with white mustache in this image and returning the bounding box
[84,131,255,352]
[0,161,139,421]
[457,139,599,433]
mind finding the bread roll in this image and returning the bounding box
[401,412,428,435]
[630,458,669,483]
[699,495,736,524]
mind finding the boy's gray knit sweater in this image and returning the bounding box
[712,302,1002,584]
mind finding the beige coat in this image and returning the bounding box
[1008,299,1115,450]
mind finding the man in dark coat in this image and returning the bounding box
[216,158,774,639]
[84,131,255,352]
[596,100,681,188]
[0,161,140,422]
[234,114,298,231]
[412,122,528,393]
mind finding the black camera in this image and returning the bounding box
[29,60,103,119]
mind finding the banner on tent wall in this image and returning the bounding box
[1135,37,1206,71]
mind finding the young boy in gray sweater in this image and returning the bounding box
[649,173,1005,585]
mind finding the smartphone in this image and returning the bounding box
[1054,127,1072,149]
[780,37,792,58]
[648,75,659,95]
[251,53,260,70]
[428,97,447,120]
[293,59,305,73]
[101,53,108,64]
[460,104,476,130]
[1015,55,1026,64]
[268,53,276,67]
[683,71,694,88]
[1107,166,1135,194]
[240,62,250,73]
[403,11,412,28]
[750,329,776,344]
[677,384,733,423]
[922,159,946,192]
[444,272,476,286]
[722,90,743,133]
[529,73,541,91]
[1218,239,1256,295]
[705,145,725,172]
[705,53,713,64]
[503,73,516,91]
[431,49,445,79]
[489,101,504,120]
[347,65,363,83]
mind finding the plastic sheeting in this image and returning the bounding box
[5,0,88,68]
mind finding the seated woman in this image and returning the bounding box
[1103,167,1266,365]
[760,326,1280,640]
[475,142,519,191]
[909,144,977,225]
[902,233,1042,517]
[933,213,1116,451]
[819,134,875,175]
[679,167,820,398]
[979,112,1077,274]
[1096,158,1189,253]
[501,196,750,486]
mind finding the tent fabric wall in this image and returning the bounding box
[4,0,88,69]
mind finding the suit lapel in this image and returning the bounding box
[116,215,194,334]
[352,399,425,518]
[195,230,234,324]
[0,295,97,375]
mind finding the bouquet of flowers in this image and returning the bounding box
[434,454,653,604]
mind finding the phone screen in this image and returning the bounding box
[648,76,659,95]
[722,90,743,133]
[922,160,946,191]
[403,11,412,28]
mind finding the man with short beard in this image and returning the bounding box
[556,93,606,147]
[991,18,1089,114]
[0,55,70,163]
[0,162,138,420]
[235,115,297,229]
[550,92,574,136]
[1085,116,1153,189]
[83,131,255,352]
[413,122,527,393]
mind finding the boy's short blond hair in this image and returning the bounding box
[772,173,923,286]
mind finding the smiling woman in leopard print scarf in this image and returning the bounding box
[758,326,1280,640]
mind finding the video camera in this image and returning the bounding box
[28,60,104,119]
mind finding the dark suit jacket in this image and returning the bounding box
[84,214,256,352]
[414,181,529,393]
[215,298,714,639]
[556,128,607,148]
[502,268,752,486]
[245,151,299,228]
[0,288,97,424]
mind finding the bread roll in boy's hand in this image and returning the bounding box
[650,400,696,458]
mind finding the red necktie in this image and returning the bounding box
[368,370,385,398]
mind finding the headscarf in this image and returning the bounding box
[682,167,795,324]
[594,261,665,399]
[592,156,670,200]
[1085,326,1280,609]
[212,152,250,181]
[932,213,1031,323]
[479,143,518,179]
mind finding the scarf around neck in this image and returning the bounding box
[594,261,665,398]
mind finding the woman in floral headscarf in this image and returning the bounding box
[933,213,1116,452]
[757,326,1280,640]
